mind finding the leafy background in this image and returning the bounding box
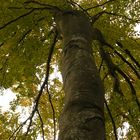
[0,0,140,139]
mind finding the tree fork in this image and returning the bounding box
[55,10,105,140]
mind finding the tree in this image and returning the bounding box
[0,0,140,140]
[55,10,105,140]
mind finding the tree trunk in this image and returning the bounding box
[55,10,105,140]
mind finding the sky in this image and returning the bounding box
[0,88,16,112]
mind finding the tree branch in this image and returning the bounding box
[116,67,140,111]
[9,117,30,140]
[23,0,61,12]
[25,30,58,137]
[45,30,58,140]
[99,58,103,72]
[105,99,118,140]
[99,46,123,95]
[0,9,34,30]
[86,0,115,11]
[99,42,140,111]
[1,1,62,31]
[114,50,140,79]
[102,11,140,22]
[9,30,58,139]
[91,10,140,23]
[91,11,105,24]
[116,41,140,69]
[106,44,140,79]
[37,109,45,140]
[18,29,32,44]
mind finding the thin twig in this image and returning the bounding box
[24,0,61,12]
[9,117,30,140]
[116,68,140,111]
[107,44,140,79]
[99,58,103,72]
[0,42,4,47]
[114,50,140,79]
[99,43,140,110]
[105,100,118,140]
[99,46,123,95]
[18,29,32,44]
[25,30,58,137]
[0,9,34,30]
[116,41,140,69]
[45,30,58,140]
[9,30,58,140]
[86,0,115,11]
[37,109,45,140]
[100,43,140,110]
[102,11,140,22]
[91,11,105,24]
[91,10,140,23]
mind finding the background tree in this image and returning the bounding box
[0,0,140,139]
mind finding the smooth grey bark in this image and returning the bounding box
[55,10,105,140]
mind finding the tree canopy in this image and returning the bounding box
[0,0,140,139]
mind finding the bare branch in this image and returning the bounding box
[106,44,140,79]
[37,109,45,140]
[99,46,123,95]
[1,1,62,31]
[114,50,140,79]
[9,30,58,139]
[100,45,140,110]
[116,41,140,69]
[45,30,58,140]
[25,30,58,137]
[102,11,140,23]
[116,68,140,111]
[105,100,118,140]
